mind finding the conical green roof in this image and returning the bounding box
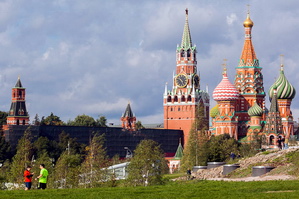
[174,142,183,160]
[181,9,192,49]
[269,66,296,100]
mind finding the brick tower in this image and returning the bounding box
[234,10,265,137]
[164,9,209,145]
[121,103,136,131]
[264,86,283,145]
[6,77,29,125]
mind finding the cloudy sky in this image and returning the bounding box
[0,0,298,125]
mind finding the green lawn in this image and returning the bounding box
[2,180,299,199]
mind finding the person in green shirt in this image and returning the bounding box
[36,164,48,189]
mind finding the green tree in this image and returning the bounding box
[53,151,81,188]
[33,136,51,158]
[96,116,107,127]
[68,114,96,127]
[41,112,64,126]
[57,131,85,155]
[0,111,8,126]
[206,134,239,162]
[80,133,109,187]
[0,160,10,184]
[127,139,167,186]
[135,121,145,130]
[181,104,209,171]
[10,127,33,183]
[0,132,11,162]
[32,114,41,125]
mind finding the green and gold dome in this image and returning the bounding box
[269,66,296,100]
[210,104,219,118]
[248,102,263,117]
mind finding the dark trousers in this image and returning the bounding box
[38,183,47,189]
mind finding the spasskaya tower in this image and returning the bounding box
[163,9,209,145]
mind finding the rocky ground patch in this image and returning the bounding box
[187,147,299,181]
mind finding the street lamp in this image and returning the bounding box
[124,147,133,158]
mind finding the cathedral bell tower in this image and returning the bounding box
[6,77,29,125]
[164,9,209,145]
[234,10,265,137]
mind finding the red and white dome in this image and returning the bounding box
[213,72,239,101]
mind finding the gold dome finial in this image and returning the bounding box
[243,5,254,27]
[222,59,228,75]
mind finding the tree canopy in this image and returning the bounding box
[127,139,168,186]
[41,112,64,126]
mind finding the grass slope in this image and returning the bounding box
[2,180,299,199]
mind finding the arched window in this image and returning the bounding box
[174,96,178,102]
[181,96,186,102]
[187,95,191,102]
[269,135,274,145]
[167,96,171,102]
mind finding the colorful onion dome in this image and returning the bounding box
[243,12,254,27]
[213,68,239,101]
[248,102,263,117]
[210,104,219,118]
[269,66,296,100]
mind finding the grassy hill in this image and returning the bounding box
[1,148,299,199]
[1,180,299,199]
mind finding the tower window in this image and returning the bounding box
[174,96,178,102]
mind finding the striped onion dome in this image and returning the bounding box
[213,69,239,101]
[269,66,296,100]
[248,102,263,117]
[210,104,219,118]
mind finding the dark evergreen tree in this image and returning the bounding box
[135,121,145,130]
[0,132,11,162]
[32,114,41,125]
[0,111,8,126]
[96,116,107,127]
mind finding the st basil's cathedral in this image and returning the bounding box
[164,9,296,147]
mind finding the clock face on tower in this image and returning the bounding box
[193,74,200,88]
[176,74,188,88]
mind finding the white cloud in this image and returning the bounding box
[226,13,237,26]
[0,0,298,126]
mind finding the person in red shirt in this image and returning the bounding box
[24,166,34,190]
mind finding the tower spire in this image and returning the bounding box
[181,8,192,49]
[222,59,228,76]
[239,6,257,67]
[280,54,284,71]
